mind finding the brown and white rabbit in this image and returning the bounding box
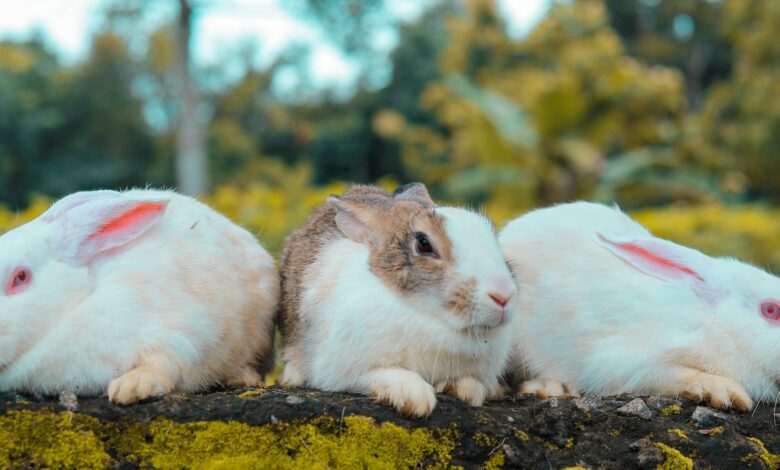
[279,183,517,417]
[499,201,780,411]
[0,189,278,404]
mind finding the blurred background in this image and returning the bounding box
[2,0,780,270]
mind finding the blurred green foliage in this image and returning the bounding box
[2,0,780,266]
[6,191,780,274]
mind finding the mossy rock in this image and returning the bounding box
[1,387,778,468]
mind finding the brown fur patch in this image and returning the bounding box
[444,279,477,318]
[279,183,467,379]
[392,182,435,208]
[278,185,394,364]
[368,203,454,297]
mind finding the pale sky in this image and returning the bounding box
[0,0,549,92]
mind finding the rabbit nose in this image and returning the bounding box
[486,277,515,308]
[487,284,514,308]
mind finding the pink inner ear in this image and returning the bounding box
[597,232,726,305]
[90,202,166,239]
[597,233,704,282]
[604,237,703,281]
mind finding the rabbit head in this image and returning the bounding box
[0,190,169,367]
[596,231,780,389]
[327,183,516,332]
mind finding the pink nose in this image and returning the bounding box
[488,291,512,308]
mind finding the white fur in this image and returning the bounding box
[0,189,278,401]
[499,201,780,408]
[290,207,516,415]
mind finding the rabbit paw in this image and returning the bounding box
[520,379,579,399]
[108,367,173,405]
[439,376,488,406]
[680,373,752,411]
[486,381,512,400]
[369,368,437,418]
[280,362,306,387]
[225,366,265,388]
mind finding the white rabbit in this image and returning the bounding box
[278,183,517,417]
[499,201,780,411]
[0,189,278,404]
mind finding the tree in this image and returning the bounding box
[395,0,690,210]
[0,34,158,207]
[695,0,780,201]
[603,0,732,107]
[174,0,208,195]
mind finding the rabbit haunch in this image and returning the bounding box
[500,201,780,411]
[279,183,516,417]
[0,189,278,404]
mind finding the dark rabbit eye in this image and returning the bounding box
[415,233,438,258]
[760,301,780,322]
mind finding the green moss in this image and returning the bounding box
[607,427,624,437]
[667,429,689,441]
[482,449,505,470]
[655,442,693,470]
[474,432,495,447]
[661,405,682,417]
[474,431,508,469]
[698,426,723,437]
[0,410,110,469]
[746,437,780,470]
[475,413,492,426]
[514,430,529,442]
[0,410,458,469]
[236,388,266,398]
[534,437,560,451]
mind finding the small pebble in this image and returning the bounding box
[646,396,682,410]
[616,398,652,419]
[630,438,665,467]
[506,415,515,423]
[502,443,521,467]
[573,395,602,413]
[691,406,728,428]
[285,395,306,406]
[59,390,78,412]
[13,394,29,403]
[544,396,561,408]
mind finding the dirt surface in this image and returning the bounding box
[1,386,779,468]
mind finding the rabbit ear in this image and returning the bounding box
[393,183,435,207]
[57,196,170,265]
[596,232,726,304]
[41,190,121,222]
[327,195,380,244]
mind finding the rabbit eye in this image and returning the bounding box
[415,232,438,258]
[5,267,32,296]
[760,301,780,322]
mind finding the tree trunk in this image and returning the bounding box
[175,0,208,196]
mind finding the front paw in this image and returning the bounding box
[108,367,173,405]
[519,379,579,399]
[225,366,265,388]
[440,376,488,406]
[280,362,306,387]
[680,373,752,411]
[368,368,437,418]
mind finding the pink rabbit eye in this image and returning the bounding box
[760,301,780,323]
[5,267,32,296]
